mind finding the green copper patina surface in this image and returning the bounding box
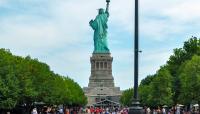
[89,1,110,53]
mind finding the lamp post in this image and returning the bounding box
[128,0,144,114]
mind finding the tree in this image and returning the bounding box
[0,48,87,112]
[137,37,200,107]
[14,56,38,113]
[166,37,200,104]
[139,67,173,107]
[149,67,173,107]
[120,88,133,106]
[140,75,155,86]
[139,84,151,106]
[0,49,20,110]
[139,75,155,106]
[0,69,20,110]
[178,55,200,107]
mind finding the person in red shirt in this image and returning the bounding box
[96,107,100,114]
[90,106,95,114]
[99,108,103,114]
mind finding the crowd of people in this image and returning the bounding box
[85,106,128,114]
[31,106,128,114]
[31,105,199,114]
[31,106,80,114]
[144,106,199,114]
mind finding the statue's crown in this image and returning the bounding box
[98,8,104,14]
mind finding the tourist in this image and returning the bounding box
[58,108,63,114]
[90,106,95,114]
[50,107,57,114]
[157,107,162,114]
[123,108,128,114]
[32,108,38,114]
[162,107,166,114]
[171,106,176,114]
[87,107,91,114]
[105,108,109,114]
[153,109,157,114]
[99,107,103,114]
[42,106,48,114]
[191,107,195,114]
[146,107,151,114]
[176,105,180,114]
[95,107,100,114]
[65,108,70,114]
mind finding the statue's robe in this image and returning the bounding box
[90,12,109,53]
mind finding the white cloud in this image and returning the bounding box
[1,21,61,48]
[140,0,200,41]
[0,0,134,49]
[163,1,200,23]
[111,48,172,90]
[113,65,134,90]
[140,49,172,78]
[0,0,200,90]
[110,0,134,32]
[38,48,91,87]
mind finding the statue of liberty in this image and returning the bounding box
[89,0,110,53]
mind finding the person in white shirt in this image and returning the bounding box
[147,107,151,114]
[32,108,38,114]
[162,108,166,114]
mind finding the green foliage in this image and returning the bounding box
[178,55,200,104]
[139,68,173,107]
[0,49,20,109]
[149,68,173,106]
[166,37,200,103]
[137,37,200,106]
[0,48,87,110]
[0,70,20,109]
[139,84,151,106]
[140,75,155,86]
[139,75,155,106]
[120,88,133,106]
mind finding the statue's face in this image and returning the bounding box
[98,8,104,14]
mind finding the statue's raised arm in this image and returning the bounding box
[106,0,110,16]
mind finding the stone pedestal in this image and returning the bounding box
[84,53,121,106]
[89,53,114,88]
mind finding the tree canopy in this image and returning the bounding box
[120,88,133,106]
[178,55,200,105]
[0,49,87,110]
[120,37,200,107]
[139,67,173,107]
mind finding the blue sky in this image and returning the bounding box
[0,0,200,90]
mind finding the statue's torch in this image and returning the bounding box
[106,0,110,12]
[106,0,110,4]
